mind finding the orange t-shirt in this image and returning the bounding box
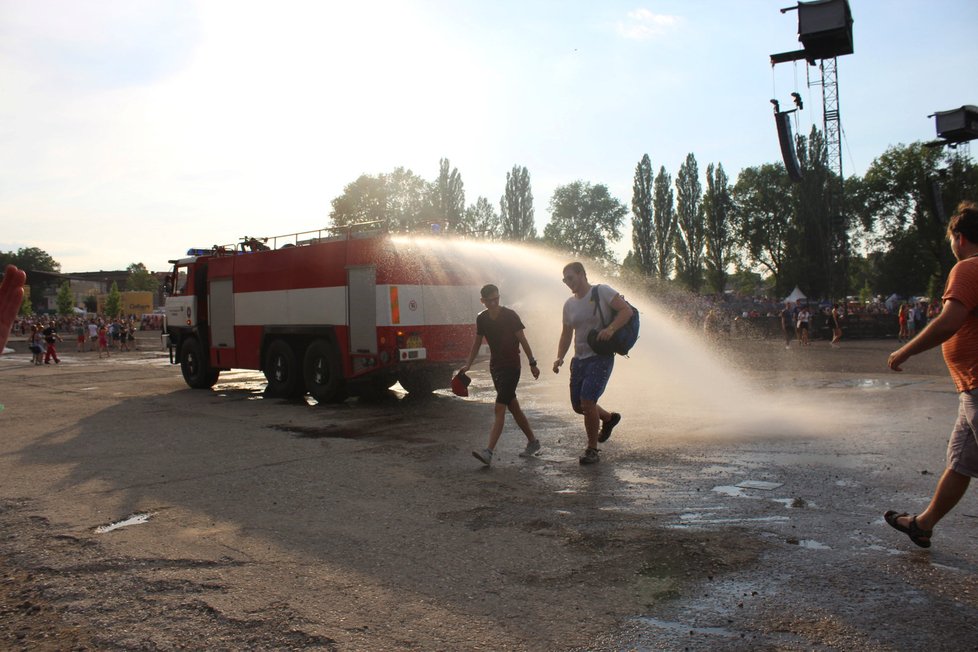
[941,256,978,392]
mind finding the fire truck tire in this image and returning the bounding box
[264,339,304,397]
[397,369,437,396]
[179,337,219,389]
[303,340,346,403]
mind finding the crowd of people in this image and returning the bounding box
[10,313,164,362]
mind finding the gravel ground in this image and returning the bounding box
[0,332,975,651]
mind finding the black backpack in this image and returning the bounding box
[588,285,640,356]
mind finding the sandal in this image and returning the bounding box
[884,510,932,548]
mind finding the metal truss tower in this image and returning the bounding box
[812,57,848,297]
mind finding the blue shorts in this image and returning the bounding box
[569,355,614,410]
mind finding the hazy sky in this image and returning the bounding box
[1,0,975,273]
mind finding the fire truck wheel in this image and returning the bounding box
[303,340,346,403]
[179,337,219,389]
[263,339,304,397]
[398,369,436,396]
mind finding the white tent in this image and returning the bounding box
[784,286,807,304]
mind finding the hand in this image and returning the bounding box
[888,349,908,372]
[597,326,615,341]
[0,265,27,353]
[530,364,540,380]
[552,358,563,374]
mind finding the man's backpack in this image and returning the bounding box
[589,285,640,356]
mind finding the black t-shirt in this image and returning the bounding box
[476,307,525,369]
[43,326,57,343]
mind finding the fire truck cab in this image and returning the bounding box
[163,227,484,402]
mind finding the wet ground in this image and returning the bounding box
[0,334,975,650]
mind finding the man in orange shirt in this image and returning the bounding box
[885,201,978,548]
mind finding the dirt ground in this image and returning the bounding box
[1,332,976,651]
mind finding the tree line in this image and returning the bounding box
[6,136,977,307]
[328,135,976,301]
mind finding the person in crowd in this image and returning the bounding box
[796,305,811,346]
[885,201,978,548]
[906,303,918,339]
[42,320,62,364]
[897,303,909,342]
[75,321,87,352]
[780,302,794,349]
[97,323,110,359]
[29,323,44,365]
[459,284,541,466]
[830,303,843,348]
[553,262,632,465]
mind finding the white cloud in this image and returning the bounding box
[616,8,681,40]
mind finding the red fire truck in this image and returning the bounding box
[163,226,484,402]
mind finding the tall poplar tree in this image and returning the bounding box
[703,162,734,294]
[652,166,677,280]
[630,154,655,276]
[433,158,465,233]
[500,165,536,241]
[674,153,705,291]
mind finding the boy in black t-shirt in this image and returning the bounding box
[459,284,541,466]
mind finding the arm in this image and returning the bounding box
[458,332,483,374]
[888,299,969,371]
[515,329,539,379]
[553,323,573,374]
[596,294,634,342]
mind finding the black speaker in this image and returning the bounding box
[775,111,803,182]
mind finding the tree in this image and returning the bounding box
[629,154,656,276]
[84,294,98,313]
[385,167,436,232]
[853,143,978,291]
[105,282,122,318]
[0,246,60,310]
[733,163,796,296]
[329,174,389,227]
[652,166,677,280]
[461,197,501,239]
[703,162,735,294]
[674,153,705,290]
[126,262,159,292]
[500,165,536,241]
[432,158,465,233]
[543,181,627,262]
[0,247,60,273]
[329,168,435,233]
[792,127,836,299]
[56,281,74,316]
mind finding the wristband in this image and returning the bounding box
[528,359,537,366]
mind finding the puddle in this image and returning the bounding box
[789,539,831,549]
[271,424,436,444]
[771,497,812,509]
[615,468,666,486]
[712,485,748,497]
[736,480,783,491]
[94,512,155,533]
[554,488,577,494]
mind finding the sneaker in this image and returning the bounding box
[519,438,542,457]
[598,413,621,443]
[472,448,493,466]
[579,447,600,465]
